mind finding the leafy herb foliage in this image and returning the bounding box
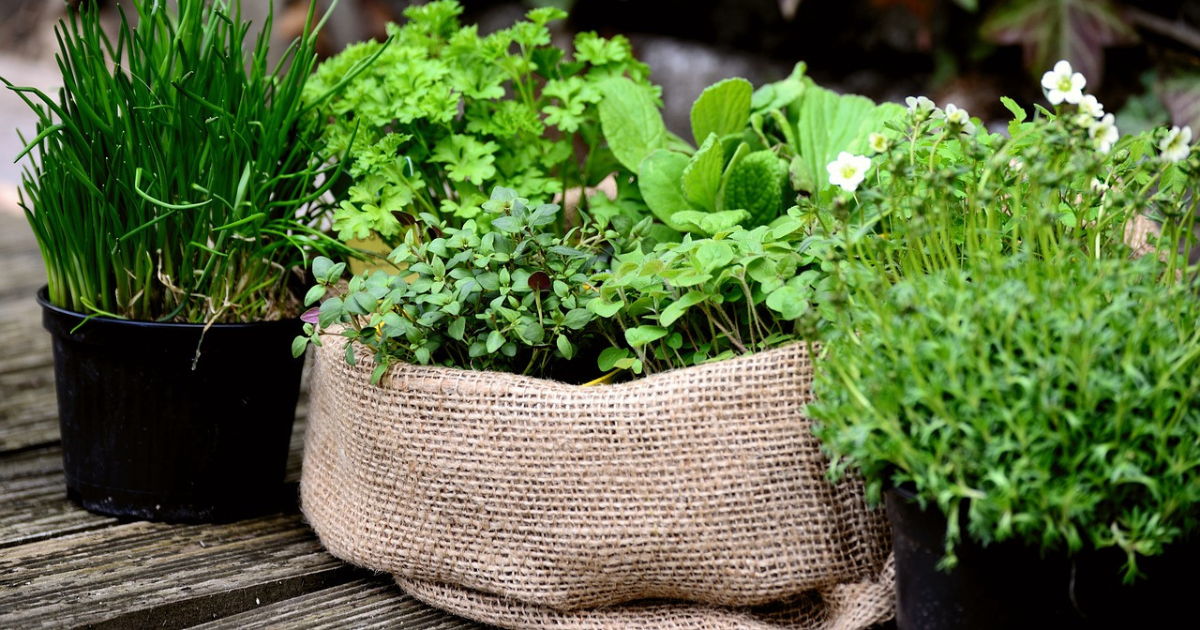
[298,188,614,383]
[304,0,655,244]
[8,0,351,322]
[600,63,903,235]
[586,212,826,375]
[812,254,1200,583]
[808,83,1200,581]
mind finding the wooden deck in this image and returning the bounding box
[0,210,487,628]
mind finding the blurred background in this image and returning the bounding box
[2,0,1199,203]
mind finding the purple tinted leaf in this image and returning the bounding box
[1157,73,1200,133]
[301,307,321,324]
[982,0,1137,88]
[528,271,552,292]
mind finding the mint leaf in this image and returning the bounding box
[637,149,695,231]
[598,76,668,172]
[690,77,753,146]
[752,63,807,112]
[720,150,787,226]
[682,133,724,211]
[790,82,904,192]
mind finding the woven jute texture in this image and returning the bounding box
[302,335,894,629]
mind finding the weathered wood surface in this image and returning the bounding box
[0,211,489,629]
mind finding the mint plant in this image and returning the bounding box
[599,63,904,236]
[303,0,655,245]
[297,188,613,383]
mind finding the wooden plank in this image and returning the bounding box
[0,447,118,549]
[0,420,308,549]
[0,513,358,629]
[0,212,46,302]
[0,386,59,452]
[187,578,488,629]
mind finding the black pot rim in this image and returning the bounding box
[36,285,302,332]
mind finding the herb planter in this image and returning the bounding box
[39,287,305,522]
[302,336,895,629]
[886,487,1199,629]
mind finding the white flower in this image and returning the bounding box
[1091,178,1110,193]
[1159,125,1193,163]
[1089,114,1119,154]
[827,151,872,192]
[905,95,937,121]
[1077,94,1104,119]
[867,132,889,154]
[943,103,977,135]
[1041,60,1086,105]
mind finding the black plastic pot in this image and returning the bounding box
[38,287,305,522]
[886,486,1198,629]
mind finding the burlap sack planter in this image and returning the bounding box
[302,335,894,629]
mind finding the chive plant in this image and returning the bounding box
[5,0,357,323]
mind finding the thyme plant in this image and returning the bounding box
[808,60,1200,581]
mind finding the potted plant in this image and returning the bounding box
[807,61,1200,628]
[5,0,357,521]
[289,42,922,622]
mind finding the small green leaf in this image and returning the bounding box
[291,336,309,358]
[562,308,593,329]
[312,257,334,281]
[1000,96,1027,124]
[694,241,736,272]
[625,325,669,347]
[588,298,624,318]
[447,317,466,341]
[304,284,326,307]
[669,209,751,236]
[659,291,707,327]
[490,215,524,233]
[598,347,631,371]
[521,321,545,344]
[370,361,388,385]
[765,285,809,320]
[318,297,344,329]
[556,335,576,360]
[691,78,753,146]
[347,292,377,315]
[486,329,506,353]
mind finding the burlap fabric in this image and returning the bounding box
[302,335,894,629]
